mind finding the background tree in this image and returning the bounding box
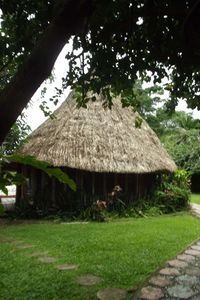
[128,82,200,177]
[161,113,200,175]
[1,1,200,144]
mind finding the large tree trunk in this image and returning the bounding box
[0,0,93,145]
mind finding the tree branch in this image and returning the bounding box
[0,0,93,145]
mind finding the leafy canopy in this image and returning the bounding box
[1,0,200,110]
[127,83,200,175]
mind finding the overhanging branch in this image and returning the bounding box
[0,0,93,145]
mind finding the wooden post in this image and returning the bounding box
[125,174,128,193]
[52,178,56,207]
[114,173,117,185]
[21,165,28,200]
[136,174,139,199]
[92,173,95,197]
[137,174,140,199]
[41,172,46,190]
[15,165,22,207]
[125,174,128,203]
[103,173,106,199]
[30,168,38,203]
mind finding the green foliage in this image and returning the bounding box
[0,115,31,155]
[7,154,76,191]
[0,170,25,195]
[154,170,191,213]
[162,127,200,174]
[1,1,200,111]
[135,116,143,128]
[0,1,57,89]
[78,171,191,221]
[121,80,164,116]
[79,205,106,222]
[65,1,200,109]
[142,106,200,176]
[107,202,164,219]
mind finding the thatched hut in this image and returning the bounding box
[16,92,176,214]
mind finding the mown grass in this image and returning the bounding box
[190,193,200,204]
[1,214,200,300]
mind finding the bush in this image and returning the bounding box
[154,169,191,213]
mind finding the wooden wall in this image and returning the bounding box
[16,166,158,213]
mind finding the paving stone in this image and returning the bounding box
[192,262,200,267]
[191,245,200,251]
[149,275,171,287]
[139,286,164,300]
[28,251,48,257]
[167,285,198,299]
[159,268,180,276]
[38,256,56,263]
[16,244,33,249]
[176,274,199,285]
[185,249,200,257]
[186,268,200,276]
[10,240,24,245]
[0,236,14,243]
[76,274,102,286]
[97,287,127,300]
[56,263,78,270]
[168,259,188,268]
[177,254,196,262]
[196,241,200,246]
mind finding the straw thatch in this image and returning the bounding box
[21,92,176,173]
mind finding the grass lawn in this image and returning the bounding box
[1,214,200,299]
[190,193,200,204]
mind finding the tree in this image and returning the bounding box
[159,111,200,174]
[121,80,163,116]
[162,129,200,174]
[1,0,200,144]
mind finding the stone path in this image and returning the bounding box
[56,263,78,270]
[38,256,57,263]
[134,239,200,299]
[134,203,200,299]
[97,288,127,300]
[77,274,102,286]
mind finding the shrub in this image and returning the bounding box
[154,169,191,213]
[79,202,107,222]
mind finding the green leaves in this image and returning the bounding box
[135,116,143,128]
[6,154,76,191]
[2,0,200,117]
[161,122,200,174]
[1,115,31,156]
[0,171,24,195]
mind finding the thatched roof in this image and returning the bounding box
[21,92,176,173]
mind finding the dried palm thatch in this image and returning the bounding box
[21,92,176,173]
